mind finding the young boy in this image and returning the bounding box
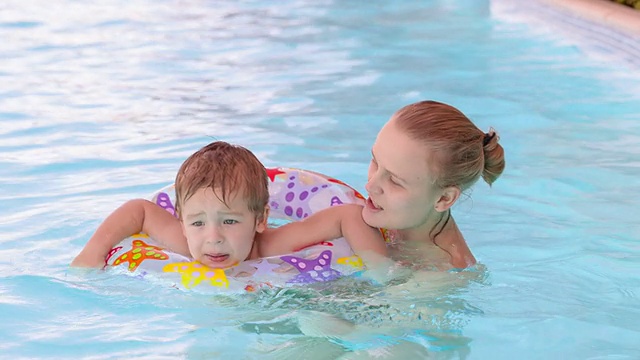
[71,141,388,269]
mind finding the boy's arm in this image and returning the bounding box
[70,199,189,268]
[258,204,387,258]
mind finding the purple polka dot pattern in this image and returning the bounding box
[270,172,333,220]
[156,192,177,218]
[285,192,295,202]
[330,196,344,206]
[284,206,294,217]
[280,250,342,284]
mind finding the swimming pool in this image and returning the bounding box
[1,0,639,358]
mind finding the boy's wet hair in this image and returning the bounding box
[174,141,269,221]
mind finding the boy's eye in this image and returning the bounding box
[390,177,402,187]
[223,219,238,225]
[191,220,204,227]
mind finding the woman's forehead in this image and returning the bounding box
[373,123,431,183]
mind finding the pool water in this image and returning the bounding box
[1,0,639,358]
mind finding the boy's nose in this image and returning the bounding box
[208,227,224,244]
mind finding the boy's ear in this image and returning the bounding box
[255,205,270,233]
[434,186,461,212]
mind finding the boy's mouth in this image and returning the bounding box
[205,253,230,263]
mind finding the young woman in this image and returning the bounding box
[363,100,505,269]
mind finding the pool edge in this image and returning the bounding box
[539,0,640,38]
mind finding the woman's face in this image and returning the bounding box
[363,119,443,232]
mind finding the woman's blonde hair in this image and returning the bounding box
[392,100,505,190]
[174,141,269,221]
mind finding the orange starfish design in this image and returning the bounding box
[112,236,169,271]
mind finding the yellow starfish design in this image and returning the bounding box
[113,235,169,271]
[163,262,229,289]
[336,255,364,269]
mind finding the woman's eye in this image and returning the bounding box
[390,177,402,187]
[223,219,238,225]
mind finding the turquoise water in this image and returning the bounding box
[2,0,640,358]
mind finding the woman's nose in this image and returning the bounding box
[365,176,382,195]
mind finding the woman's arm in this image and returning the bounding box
[258,204,388,259]
[433,217,477,268]
[70,199,189,268]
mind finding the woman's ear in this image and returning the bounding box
[434,186,461,212]
[255,205,270,233]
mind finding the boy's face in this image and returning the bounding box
[180,187,267,268]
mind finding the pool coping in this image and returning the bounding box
[538,0,640,38]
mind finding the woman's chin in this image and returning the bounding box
[362,208,385,228]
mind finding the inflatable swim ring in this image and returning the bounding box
[105,167,384,292]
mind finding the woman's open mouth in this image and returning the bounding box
[366,197,383,212]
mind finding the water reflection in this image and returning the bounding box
[228,266,488,357]
[2,0,640,358]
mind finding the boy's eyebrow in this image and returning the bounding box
[219,210,245,216]
[371,149,407,183]
[183,211,204,220]
[183,210,245,219]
